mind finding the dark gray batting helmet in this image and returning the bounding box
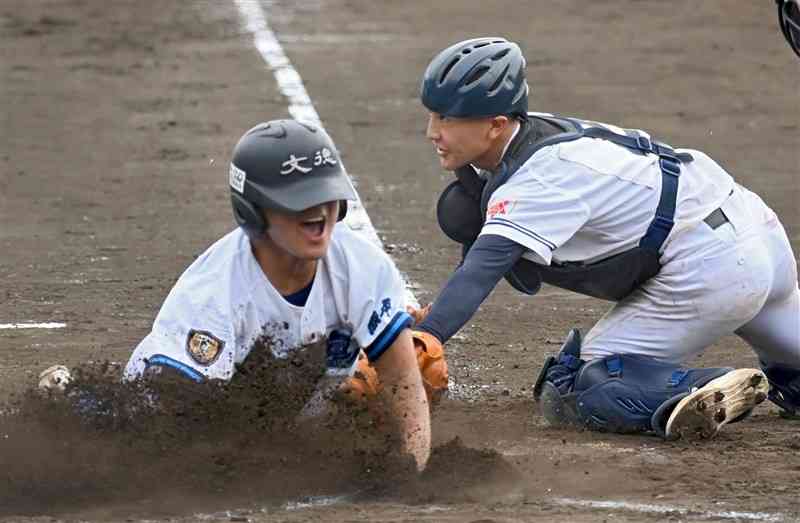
[228,120,357,237]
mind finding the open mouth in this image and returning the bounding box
[301,216,326,237]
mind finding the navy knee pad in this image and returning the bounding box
[534,331,732,434]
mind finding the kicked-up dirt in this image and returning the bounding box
[1,0,797,521]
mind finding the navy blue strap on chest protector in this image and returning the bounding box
[577,125,693,251]
[502,116,694,300]
[495,116,694,255]
[436,113,695,301]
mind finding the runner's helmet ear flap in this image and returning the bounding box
[420,37,529,118]
[777,0,800,58]
[230,192,267,237]
[228,120,358,239]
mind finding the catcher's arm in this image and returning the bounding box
[372,328,431,472]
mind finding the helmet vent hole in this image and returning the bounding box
[258,122,286,139]
[487,64,510,94]
[464,65,491,87]
[439,56,461,84]
[473,42,491,49]
[461,48,472,54]
[491,48,510,60]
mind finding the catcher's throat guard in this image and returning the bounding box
[534,329,734,436]
[436,113,695,302]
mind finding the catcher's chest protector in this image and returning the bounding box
[436,113,694,302]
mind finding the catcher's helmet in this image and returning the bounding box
[420,37,528,118]
[777,0,800,58]
[228,120,357,238]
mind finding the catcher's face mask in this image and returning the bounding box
[778,0,800,58]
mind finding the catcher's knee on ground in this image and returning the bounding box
[533,329,767,438]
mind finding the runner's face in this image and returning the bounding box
[263,201,339,261]
[426,113,494,171]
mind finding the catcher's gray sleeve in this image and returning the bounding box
[418,234,526,343]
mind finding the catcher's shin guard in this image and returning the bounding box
[533,329,744,437]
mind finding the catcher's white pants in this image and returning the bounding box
[582,184,800,368]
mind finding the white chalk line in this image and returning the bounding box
[233,0,418,307]
[553,497,787,522]
[197,495,790,521]
[0,0,410,332]
[0,322,66,330]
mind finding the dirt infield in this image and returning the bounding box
[1,0,798,521]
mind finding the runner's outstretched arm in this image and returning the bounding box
[373,328,431,471]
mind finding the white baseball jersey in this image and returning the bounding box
[124,224,411,383]
[481,123,734,266]
[479,116,798,368]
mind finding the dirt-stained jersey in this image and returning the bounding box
[123,224,411,383]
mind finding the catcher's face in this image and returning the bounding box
[262,200,339,261]
[425,112,505,171]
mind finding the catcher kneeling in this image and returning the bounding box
[409,37,799,439]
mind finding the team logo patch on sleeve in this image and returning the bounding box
[487,199,516,219]
[186,329,224,365]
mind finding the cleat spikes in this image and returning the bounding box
[665,369,770,441]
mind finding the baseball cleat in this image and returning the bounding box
[665,369,769,440]
[38,364,73,393]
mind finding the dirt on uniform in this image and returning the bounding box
[0,0,797,521]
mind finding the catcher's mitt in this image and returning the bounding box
[412,330,449,405]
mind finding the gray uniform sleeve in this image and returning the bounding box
[417,234,526,343]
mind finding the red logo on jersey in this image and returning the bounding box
[487,199,515,219]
